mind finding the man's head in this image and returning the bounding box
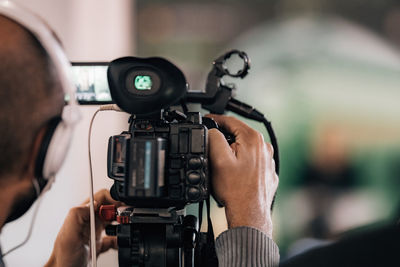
[0,15,64,223]
[0,15,64,178]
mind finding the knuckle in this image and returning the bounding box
[69,206,80,213]
[226,115,236,121]
[208,128,218,134]
[99,188,109,195]
[69,206,83,217]
[248,129,264,144]
[266,143,274,155]
[96,188,109,201]
[274,174,280,187]
[208,128,223,140]
[256,131,264,141]
[274,173,279,182]
[226,116,244,126]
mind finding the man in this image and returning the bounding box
[0,9,280,267]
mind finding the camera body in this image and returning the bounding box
[101,51,275,267]
[106,55,241,212]
[107,111,209,209]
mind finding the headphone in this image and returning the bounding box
[0,1,81,182]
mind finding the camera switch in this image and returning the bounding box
[188,157,202,169]
[170,158,183,169]
[99,205,117,221]
[187,187,201,201]
[105,225,117,236]
[169,173,181,185]
[169,186,182,199]
[187,171,201,185]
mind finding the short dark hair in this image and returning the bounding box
[0,15,64,178]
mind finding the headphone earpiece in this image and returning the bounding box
[34,116,61,180]
[42,116,75,180]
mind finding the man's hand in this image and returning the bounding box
[207,114,279,238]
[45,189,123,267]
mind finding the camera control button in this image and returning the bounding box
[179,128,189,153]
[188,157,202,169]
[191,128,205,153]
[99,205,117,221]
[187,187,200,201]
[187,171,201,184]
[105,225,117,236]
[169,174,180,185]
[170,186,182,199]
[170,134,179,153]
[170,158,183,169]
[168,170,181,185]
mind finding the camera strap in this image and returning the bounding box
[195,198,219,267]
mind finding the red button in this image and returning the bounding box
[99,205,116,221]
[117,216,130,224]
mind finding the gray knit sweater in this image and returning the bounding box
[216,226,280,267]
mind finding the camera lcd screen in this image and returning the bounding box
[71,63,113,104]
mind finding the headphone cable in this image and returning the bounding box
[1,175,56,257]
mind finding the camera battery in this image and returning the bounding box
[127,137,167,198]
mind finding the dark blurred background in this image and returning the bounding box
[136,0,400,257]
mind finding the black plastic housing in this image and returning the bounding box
[107,57,188,117]
[108,112,209,209]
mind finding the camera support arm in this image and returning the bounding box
[186,49,249,110]
[186,50,280,175]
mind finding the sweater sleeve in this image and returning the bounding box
[215,226,280,267]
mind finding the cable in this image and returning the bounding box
[1,175,56,257]
[88,104,122,267]
[262,118,280,175]
[88,109,100,267]
[226,98,280,175]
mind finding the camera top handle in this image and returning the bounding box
[186,50,280,175]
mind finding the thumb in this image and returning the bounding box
[208,129,234,164]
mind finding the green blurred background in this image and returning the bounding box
[136,0,400,257]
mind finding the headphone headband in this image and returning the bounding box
[1,2,74,102]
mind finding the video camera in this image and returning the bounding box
[100,50,279,267]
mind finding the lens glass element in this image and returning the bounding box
[134,75,153,90]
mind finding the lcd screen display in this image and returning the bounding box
[71,63,113,104]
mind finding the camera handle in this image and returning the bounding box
[186,50,280,175]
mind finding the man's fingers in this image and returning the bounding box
[209,128,235,163]
[68,205,90,224]
[265,142,274,156]
[82,189,123,207]
[71,201,113,230]
[69,202,102,224]
[206,114,253,143]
